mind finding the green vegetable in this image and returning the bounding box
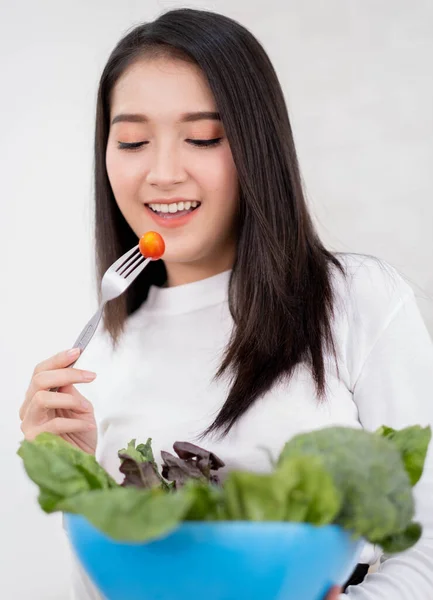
[60,486,193,542]
[277,426,430,551]
[17,424,430,553]
[376,425,432,486]
[223,456,341,525]
[17,433,117,511]
[276,456,342,525]
[375,522,423,554]
[182,480,225,521]
[118,438,169,490]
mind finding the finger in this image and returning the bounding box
[34,347,82,376]
[28,389,94,419]
[22,417,96,440]
[20,348,82,420]
[33,367,97,392]
[325,586,342,600]
[21,365,96,421]
[20,390,94,432]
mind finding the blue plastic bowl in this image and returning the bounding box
[64,514,363,600]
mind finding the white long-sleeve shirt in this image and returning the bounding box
[68,254,433,599]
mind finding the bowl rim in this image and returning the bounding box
[63,512,363,539]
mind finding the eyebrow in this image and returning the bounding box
[111,111,221,125]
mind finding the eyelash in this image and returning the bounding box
[117,138,223,151]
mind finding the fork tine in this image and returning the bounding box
[110,244,140,272]
[124,256,152,283]
[117,250,143,278]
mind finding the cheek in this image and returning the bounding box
[105,147,142,198]
[195,147,238,198]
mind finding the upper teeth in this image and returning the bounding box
[148,201,200,213]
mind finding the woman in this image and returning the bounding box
[19,8,433,599]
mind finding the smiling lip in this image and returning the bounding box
[144,203,201,229]
[145,198,200,205]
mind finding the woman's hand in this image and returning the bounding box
[19,348,98,454]
[325,586,342,599]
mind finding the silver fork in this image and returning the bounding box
[49,244,151,392]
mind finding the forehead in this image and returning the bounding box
[110,57,216,121]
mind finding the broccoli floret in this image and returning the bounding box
[278,426,430,551]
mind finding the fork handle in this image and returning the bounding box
[49,305,104,393]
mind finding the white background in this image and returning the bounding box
[1,1,432,598]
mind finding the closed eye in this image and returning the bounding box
[117,138,223,151]
[188,138,223,147]
[117,141,148,150]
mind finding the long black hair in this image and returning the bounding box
[94,8,345,438]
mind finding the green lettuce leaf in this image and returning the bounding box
[376,425,431,486]
[61,486,192,542]
[182,480,225,521]
[17,433,118,511]
[276,456,342,526]
[222,456,341,525]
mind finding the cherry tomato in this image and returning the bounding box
[139,231,165,260]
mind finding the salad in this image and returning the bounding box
[18,424,431,553]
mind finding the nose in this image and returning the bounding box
[145,143,186,187]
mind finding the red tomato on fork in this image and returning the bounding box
[139,231,165,260]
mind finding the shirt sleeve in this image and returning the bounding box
[343,290,433,598]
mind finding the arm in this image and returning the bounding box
[343,291,433,598]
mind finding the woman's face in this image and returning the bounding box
[106,57,240,279]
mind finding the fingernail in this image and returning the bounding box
[67,348,80,358]
[81,399,92,409]
[82,371,97,381]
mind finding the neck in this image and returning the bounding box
[163,250,235,288]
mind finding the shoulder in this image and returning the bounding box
[329,253,417,386]
[331,253,415,326]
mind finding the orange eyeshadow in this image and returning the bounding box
[187,126,222,138]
